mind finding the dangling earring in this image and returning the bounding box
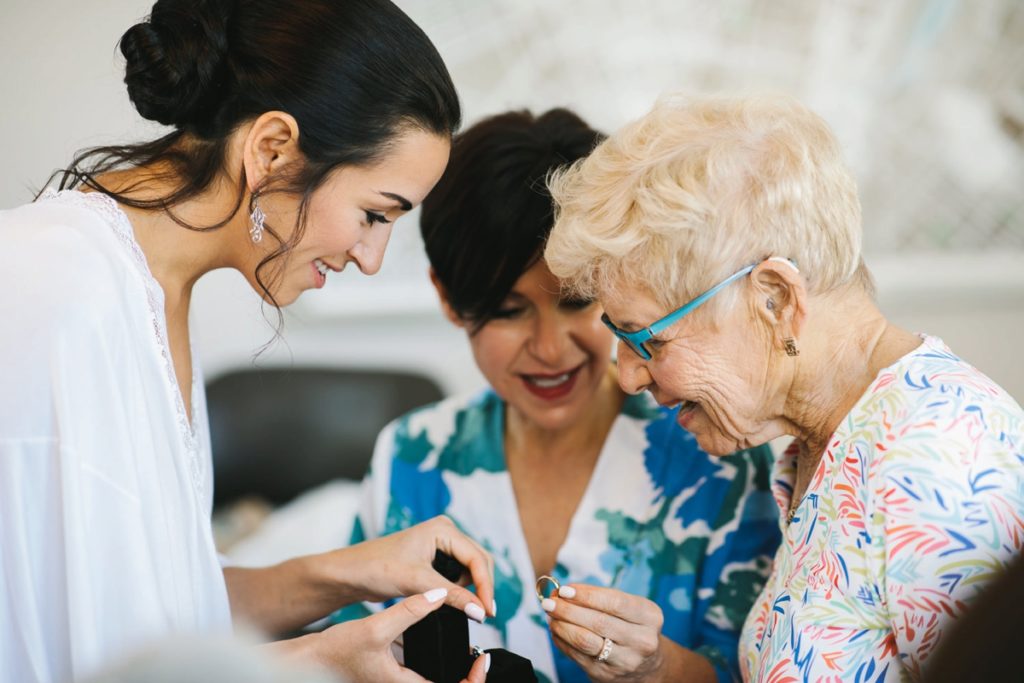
[783,337,800,356]
[249,193,265,244]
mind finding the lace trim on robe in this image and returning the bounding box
[39,189,206,498]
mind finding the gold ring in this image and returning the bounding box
[535,575,560,600]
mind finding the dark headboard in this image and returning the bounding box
[207,367,444,508]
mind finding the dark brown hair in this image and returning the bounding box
[49,0,461,311]
[419,108,603,329]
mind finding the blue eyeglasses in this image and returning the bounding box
[602,258,794,360]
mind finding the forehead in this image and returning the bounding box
[326,130,451,203]
[599,281,665,331]
[508,260,560,295]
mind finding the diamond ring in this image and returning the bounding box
[596,636,613,663]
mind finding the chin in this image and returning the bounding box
[689,429,742,457]
[255,283,301,308]
[515,401,583,433]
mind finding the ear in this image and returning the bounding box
[748,258,807,352]
[429,268,467,328]
[241,111,302,192]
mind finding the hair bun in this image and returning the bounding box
[120,0,232,130]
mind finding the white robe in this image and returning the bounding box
[0,190,231,683]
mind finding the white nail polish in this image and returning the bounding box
[424,588,448,603]
[541,598,556,612]
[465,602,486,622]
[492,599,498,617]
[558,585,576,599]
[485,652,491,673]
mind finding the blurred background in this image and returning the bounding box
[3,0,1022,557]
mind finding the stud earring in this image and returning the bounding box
[766,298,775,311]
[249,193,265,244]
[783,337,799,357]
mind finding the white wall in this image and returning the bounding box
[2,0,1022,404]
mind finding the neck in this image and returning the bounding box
[782,288,920,459]
[95,166,250,307]
[505,365,624,466]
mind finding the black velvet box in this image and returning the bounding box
[404,552,538,682]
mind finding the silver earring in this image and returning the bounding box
[249,195,265,244]
[766,298,775,311]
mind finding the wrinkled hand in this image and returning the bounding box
[347,515,495,622]
[315,590,490,683]
[543,583,665,682]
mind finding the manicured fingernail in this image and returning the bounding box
[541,598,556,612]
[558,585,576,599]
[465,602,486,622]
[492,599,498,617]
[425,588,448,603]
[485,652,491,672]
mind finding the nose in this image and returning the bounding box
[527,310,568,366]
[349,222,394,275]
[616,341,653,395]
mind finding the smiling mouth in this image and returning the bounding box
[663,398,698,413]
[519,364,585,399]
[526,372,572,388]
[522,363,584,386]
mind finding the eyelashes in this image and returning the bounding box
[491,306,525,320]
[559,297,595,311]
[364,210,392,225]
[490,298,596,320]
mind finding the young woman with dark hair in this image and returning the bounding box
[0,1,492,681]
[338,109,782,683]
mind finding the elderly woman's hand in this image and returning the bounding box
[273,589,490,683]
[543,583,714,682]
[542,583,663,681]
[342,515,495,623]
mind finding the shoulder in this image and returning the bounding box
[874,335,1022,426]
[374,388,505,473]
[0,192,137,316]
[368,389,503,531]
[863,336,1023,474]
[860,339,1024,563]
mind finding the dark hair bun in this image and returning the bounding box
[120,0,232,130]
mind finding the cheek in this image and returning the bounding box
[303,201,362,253]
[572,310,614,356]
[654,345,733,396]
[579,325,614,364]
[467,326,523,380]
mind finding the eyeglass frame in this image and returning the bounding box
[601,257,796,360]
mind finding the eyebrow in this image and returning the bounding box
[378,191,412,211]
[608,314,642,333]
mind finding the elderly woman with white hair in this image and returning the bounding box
[542,94,1024,682]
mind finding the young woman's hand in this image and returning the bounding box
[542,583,714,682]
[272,589,490,683]
[342,515,496,623]
[225,516,494,638]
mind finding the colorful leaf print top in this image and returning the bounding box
[739,335,1024,682]
[335,389,781,683]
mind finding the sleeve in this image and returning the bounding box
[328,419,400,624]
[0,437,70,683]
[0,212,166,682]
[694,445,781,683]
[877,411,1024,680]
